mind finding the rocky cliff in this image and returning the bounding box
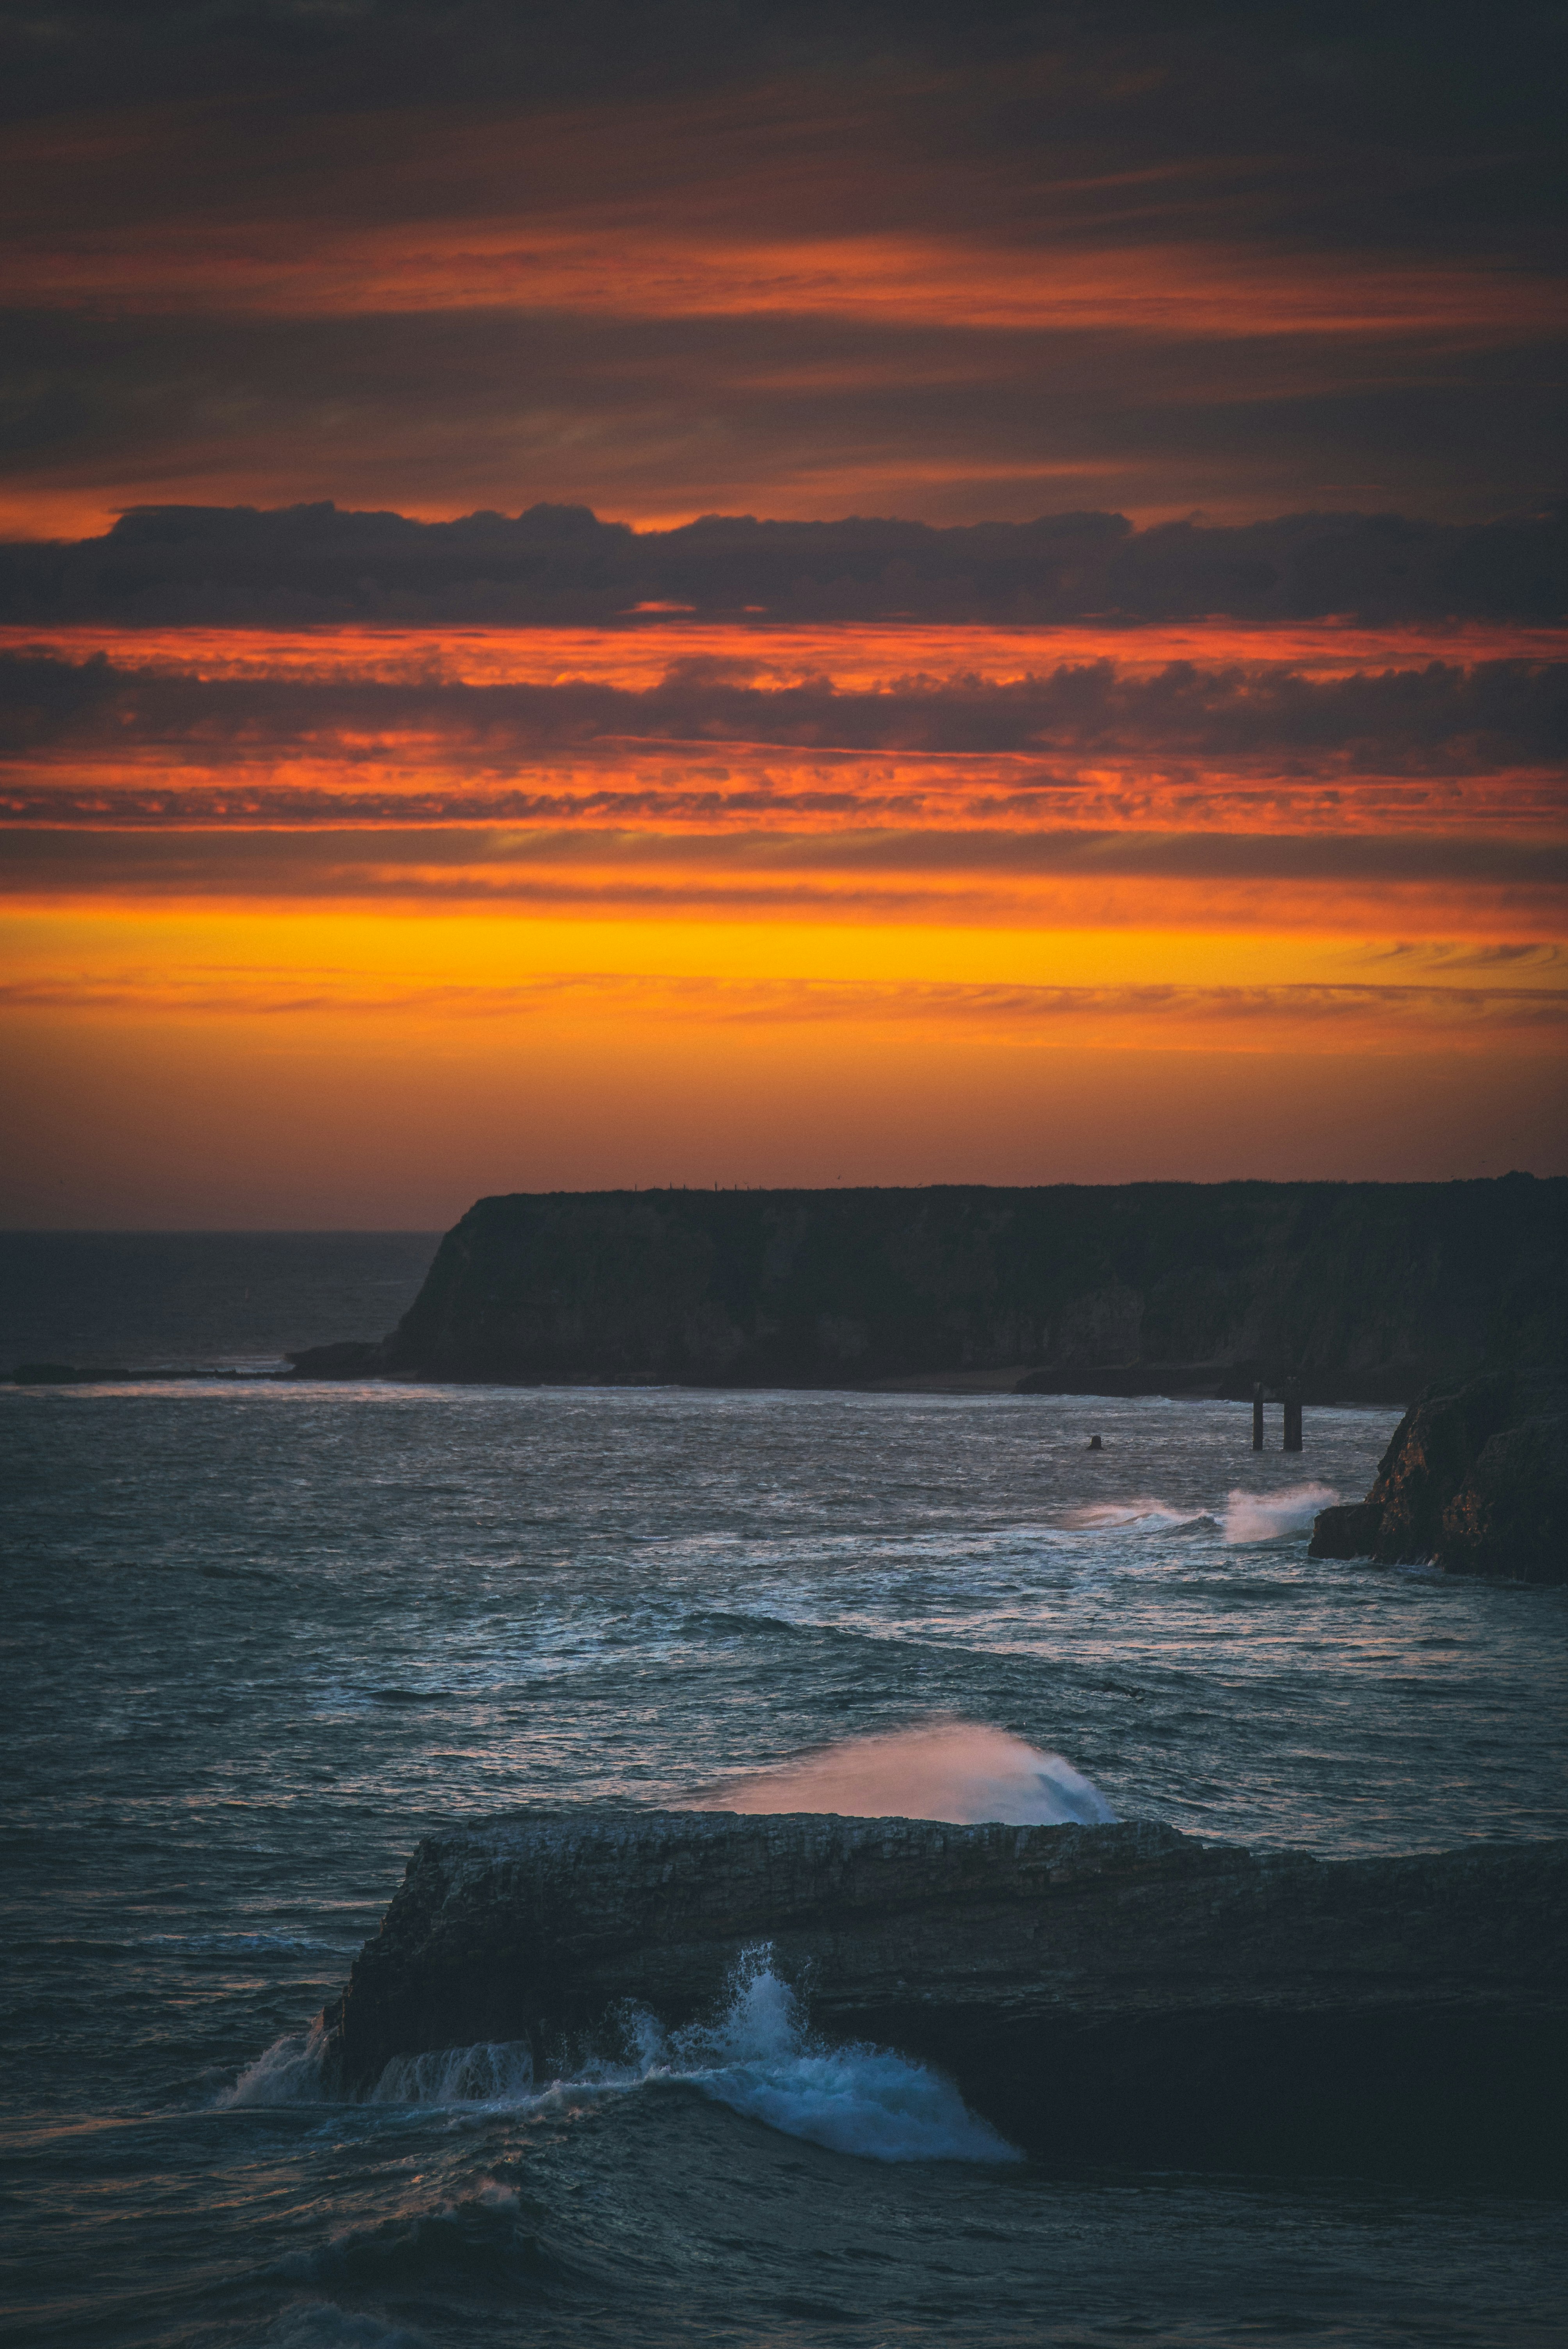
[319,1809,1568,2183]
[288,1174,1566,1401]
[1310,1367,1568,1580]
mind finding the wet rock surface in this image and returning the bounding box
[1311,1367,1568,1580]
[321,1810,1568,2182]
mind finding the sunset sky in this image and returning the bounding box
[2,0,1563,1224]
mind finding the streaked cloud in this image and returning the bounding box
[4,644,1564,766]
[4,964,1561,1048]
[2,4,1563,534]
[1,5,1561,1208]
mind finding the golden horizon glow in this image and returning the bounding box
[6,613,1563,1213]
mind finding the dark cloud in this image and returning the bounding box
[2,645,1563,769]
[4,4,1562,270]
[3,503,1565,626]
[3,296,1561,544]
[4,820,1562,893]
[3,6,1563,533]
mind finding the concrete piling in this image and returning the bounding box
[1283,1380,1303,1452]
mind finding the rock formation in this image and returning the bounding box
[1310,1368,1568,1581]
[319,1809,1567,2183]
[287,1174,1566,1401]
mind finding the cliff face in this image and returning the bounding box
[1309,1367,1568,1581]
[319,1809,1568,2182]
[290,1175,1565,1400]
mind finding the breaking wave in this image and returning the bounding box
[691,1720,1116,1827]
[224,2023,332,2108]
[225,1950,1020,2166]
[1061,1498,1208,1531]
[652,1955,1020,2163]
[371,2041,537,2105]
[1221,1483,1339,1544]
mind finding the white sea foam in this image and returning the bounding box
[370,2040,536,2105]
[1221,1482,1339,1544]
[1061,1498,1208,1532]
[654,1955,1021,2162]
[228,1949,1020,2164]
[222,2022,331,2107]
[692,1720,1116,1827]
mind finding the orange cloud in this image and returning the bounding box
[7,618,1562,684]
[9,214,1556,344]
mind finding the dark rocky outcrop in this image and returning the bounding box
[1310,1368,1568,1580]
[287,1174,1566,1402]
[320,1809,1568,2184]
[1305,1501,1385,1560]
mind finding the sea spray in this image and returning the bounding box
[371,2041,536,2105]
[650,1947,1021,2163]
[689,1719,1116,1827]
[1222,1483,1339,1544]
[226,1947,1021,2164]
[224,2021,331,2108]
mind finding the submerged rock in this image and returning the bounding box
[319,1809,1567,2183]
[1310,1367,1568,1580]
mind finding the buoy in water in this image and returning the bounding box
[1087,1434,1103,1451]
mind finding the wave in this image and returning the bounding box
[689,1720,1116,1827]
[1221,1483,1338,1544]
[266,2305,430,2348]
[268,2183,570,2308]
[650,1954,1020,2164]
[226,1951,1020,2166]
[1060,1498,1210,1532]
[371,2041,537,2105]
[223,2023,333,2107]
[143,1929,356,1956]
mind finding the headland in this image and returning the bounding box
[286,1174,1566,1404]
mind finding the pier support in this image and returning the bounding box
[1253,1384,1265,1450]
[1283,1381,1303,1452]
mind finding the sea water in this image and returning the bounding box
[3,1244,1567,2347]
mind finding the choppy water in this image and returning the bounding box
[4,1283,1568,2345]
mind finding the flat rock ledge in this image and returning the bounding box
[320,1810,1567,2183]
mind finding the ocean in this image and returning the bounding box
[3,1235,1566,2349]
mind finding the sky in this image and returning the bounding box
[1,0,1564,1224]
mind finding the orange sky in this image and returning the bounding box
[3,24,1564,538]
[3,615,1563,1219]
[2,5,1562,1218]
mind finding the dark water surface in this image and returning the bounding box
[0,1232,439,1373]
[4,1260,1567,2346]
